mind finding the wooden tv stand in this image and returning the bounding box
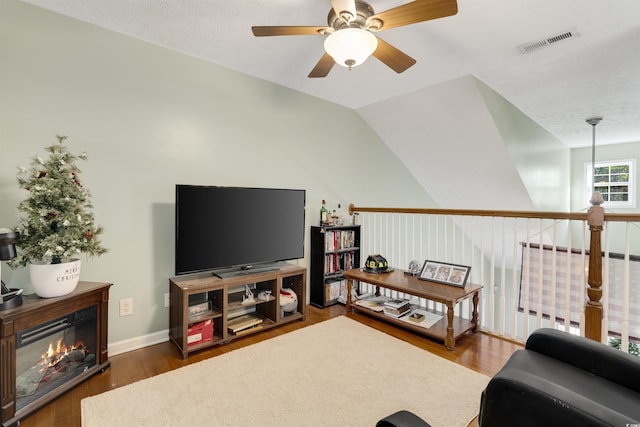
[344,268,482,350]
[169,263,306,359]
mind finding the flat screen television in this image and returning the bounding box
[175,185,306,277]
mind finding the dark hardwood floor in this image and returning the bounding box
[18,305,522,427]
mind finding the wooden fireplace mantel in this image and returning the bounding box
[0,281,112,427]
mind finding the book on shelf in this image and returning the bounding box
[324,229,356,252]
[384,303,411,318]
[383,299,410,309]
[227,314,263,334]
[324,279,345,303]
[324,251,357,274]
[232,323,263,337]
[384,309,411,319]
[384,306,410,315]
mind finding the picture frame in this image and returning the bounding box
[419,260,470,288]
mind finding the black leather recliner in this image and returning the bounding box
[376,410,431,427]
[479,328,640,426]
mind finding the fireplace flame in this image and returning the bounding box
[40,339,87,371]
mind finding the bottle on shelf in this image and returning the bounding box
[320,199,328,226]
[335,204,344,226]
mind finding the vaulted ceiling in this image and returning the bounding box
[18,0,640,210]
[20,0,640,148]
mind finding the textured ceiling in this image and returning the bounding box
[20,0,640,148]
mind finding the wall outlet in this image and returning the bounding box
[120,298,133,316]
[164,293,170,308]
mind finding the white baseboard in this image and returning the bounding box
[108,329,169,356]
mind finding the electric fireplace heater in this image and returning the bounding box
[0,282,111,427]
[15,306,97,410]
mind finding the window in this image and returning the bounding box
[584,159,636,208]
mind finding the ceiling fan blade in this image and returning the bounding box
[308,53,335,78]
[331,0,357,21]
[368,0,458,31]
[372,37,416,73]
[252,26,329,37]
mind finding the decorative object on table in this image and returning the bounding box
[0,228,23,310]
[362,254,392,274]
[419,260,470,287]
[404,260,422,277]
[408,312,425,323]
[8,135,107,298]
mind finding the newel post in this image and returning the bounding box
[585,193,604,341]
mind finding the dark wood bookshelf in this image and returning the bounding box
[310,225,360,308]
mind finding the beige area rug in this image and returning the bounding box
[81,316,489,427]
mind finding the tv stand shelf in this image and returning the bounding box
[169,263,306,359]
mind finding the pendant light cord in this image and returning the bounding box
[586,117,602,195]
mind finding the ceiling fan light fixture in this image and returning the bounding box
[324,28,378,69]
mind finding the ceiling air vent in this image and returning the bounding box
[518,30,576,54]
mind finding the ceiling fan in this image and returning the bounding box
[251,0,458,78]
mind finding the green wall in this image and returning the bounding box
[476,79,571,212]
[0,0,435,345]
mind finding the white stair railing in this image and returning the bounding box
[349,205,640,352]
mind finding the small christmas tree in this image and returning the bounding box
[10,135,107,267]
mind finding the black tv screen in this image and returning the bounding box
[175,185,306,276]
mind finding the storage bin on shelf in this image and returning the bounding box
[187,319,213,346]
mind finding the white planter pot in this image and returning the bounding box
[29,259,81,298]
